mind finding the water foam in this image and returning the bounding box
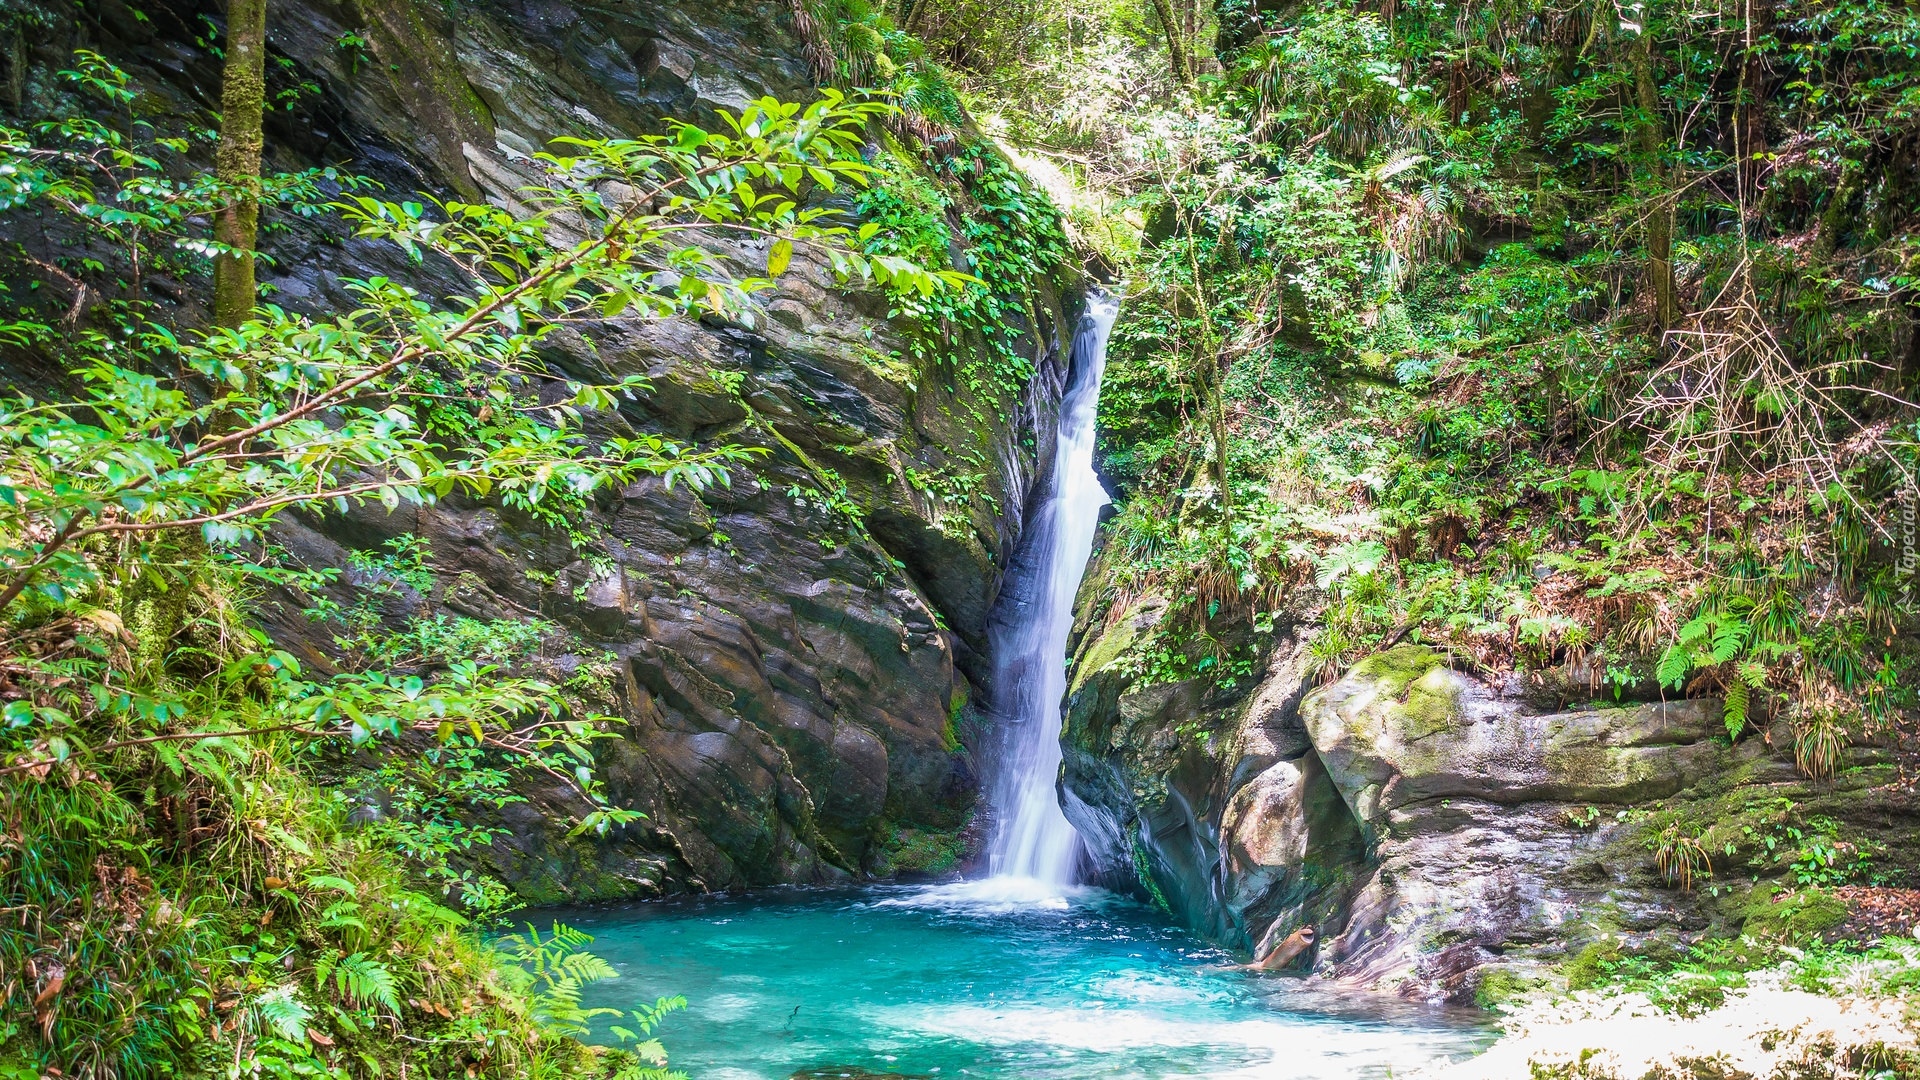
[870,877,1098,914]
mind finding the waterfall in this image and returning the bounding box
[984,293,1120,887]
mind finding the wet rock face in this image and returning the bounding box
[11,0,1074,897]
[1297,646,1738,999]
[1062,633,1914,1003]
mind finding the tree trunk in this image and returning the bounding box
[1731,0,1775,233]
[1631,23,1678,330]
[1211,375,1232,522]
[213,0,268,329]
[1148,0,1195,87]
[1813,160,1861,261]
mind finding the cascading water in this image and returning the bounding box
[983,293,1120,888]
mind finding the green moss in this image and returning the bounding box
[877,824,967,876]
[1397,664,1462,738]
[1740,885,1848,941]
[1474,966,1534,1010]
[1564,939,1624,991]
[943,687,966,752]
[1349,644,1446,693]
[1071,593,1162,695]
[1131,834,1174,914]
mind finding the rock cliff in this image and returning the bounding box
[2,0,1079,899]
[1064,628,1920,1002]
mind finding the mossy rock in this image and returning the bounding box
[1474,965,1543,1009]
[1563,939,1625,991]
[1346,645,1461,741]
[1740,885,1848,941]
[874,824,966,877]
[1347,642,1448,692]
[1070,592,1166,695]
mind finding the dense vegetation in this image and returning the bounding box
[874,0,1920,753]
[868,0,1920,1024]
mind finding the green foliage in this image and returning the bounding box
[496,924,687,1077]
[0,54,964,1080]
[1053,0,1920,730]
[497,923,621,1038]
[0,79,961,623]
[1564,940,1626,992]
[875,824,966,876]
[859,140,1071,408]
[1742,884,1852,940]
[0,717,616,1080]
[1649,823,1713,891]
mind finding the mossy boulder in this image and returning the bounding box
[1304,644,1729,841]
[1740,885,1850,941]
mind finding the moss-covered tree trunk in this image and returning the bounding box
[213,0,268,329]
[1148,0,1195,88]
[1210,375,1231,521]
[1631,23,1678,330]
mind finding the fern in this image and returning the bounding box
[1656,643,1692,688]
[1313,540,1388,591]
[1659,609,1753,690]
[1708,615,1749,664]
[500,922,623,1037]
[608,996,689,1080]
[1723,679,1750,739]
[313,949,340,995]
[332,953,400,1011]
[317,899,366,934]
[253,986,312,1042]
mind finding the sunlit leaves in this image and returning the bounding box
[0,83,950,616]
[0,66,966,827]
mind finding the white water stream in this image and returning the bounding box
[983,293,1120,889]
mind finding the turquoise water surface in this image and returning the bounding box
[544,879,1492,1080]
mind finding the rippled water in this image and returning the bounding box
[543,881,1492,1080]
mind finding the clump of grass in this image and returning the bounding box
[1651,824,1713,891]
[1792,709,1848,782]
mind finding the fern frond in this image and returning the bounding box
[313,948,341,993]
[1724,680,1750,739]
[334,953,400,1011]
[1656,644,1691,688]
[254,986,312,1042]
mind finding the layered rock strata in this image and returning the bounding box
[4,0,1079,899]
[1064,636,1918,1001]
